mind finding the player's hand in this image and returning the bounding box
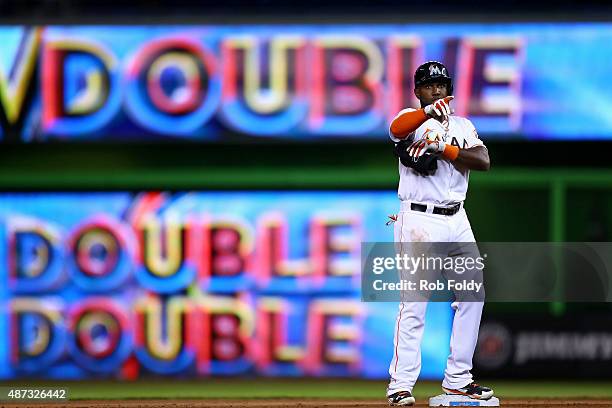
[424,96,453,120]
[407,139,446,159]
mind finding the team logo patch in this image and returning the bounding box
[429,65,447,76]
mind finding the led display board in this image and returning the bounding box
[0,24,608,142]
[0,191,452,379]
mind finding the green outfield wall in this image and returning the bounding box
[1,142,610,243]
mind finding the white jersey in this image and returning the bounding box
[389,108,485,205]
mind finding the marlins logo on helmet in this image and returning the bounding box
[429,65,446,76]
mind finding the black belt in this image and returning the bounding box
[410,202,461,216]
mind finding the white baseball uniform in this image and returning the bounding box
[387,109,486,395]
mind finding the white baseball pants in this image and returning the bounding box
[387,203,484,395]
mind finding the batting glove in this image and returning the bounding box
[407,139,446,159]
[424,96,453,120]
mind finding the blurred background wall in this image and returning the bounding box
[1,0,612,382]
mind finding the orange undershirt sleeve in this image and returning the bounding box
[389,109,428,138]
[442,145,460,161]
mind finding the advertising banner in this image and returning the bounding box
[475,314,612,378]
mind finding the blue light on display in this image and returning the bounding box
[0,191,453,380]
[0,24,610,141]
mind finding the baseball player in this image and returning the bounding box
[386,61,493,406]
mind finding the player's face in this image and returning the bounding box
[414,82,448,105]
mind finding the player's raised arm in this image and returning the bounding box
[390,96,454,138]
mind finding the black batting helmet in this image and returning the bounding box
[414,61,453,95]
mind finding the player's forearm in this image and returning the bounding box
[389,109,428,138]
[453,146,490,171]
[390,97,454,138]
